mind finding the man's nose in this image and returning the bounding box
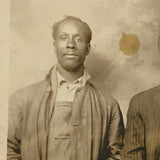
[66,38,76,49]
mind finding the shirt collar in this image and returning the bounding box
[56,67,90,88]
[46,65,91,92]
[46,66,91,92]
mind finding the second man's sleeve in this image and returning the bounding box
[121,95,145,160]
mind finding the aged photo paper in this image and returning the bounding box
[2,0,160,159]
[0,0,9,159]
[10,0,160,123]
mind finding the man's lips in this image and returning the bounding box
[64,50,78,58]
[64,54,78,58]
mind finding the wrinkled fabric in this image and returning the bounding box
[8,66,124,160]
[47,102,72,160]
[122,85,160,160]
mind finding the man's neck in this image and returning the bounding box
[56,63,84,82]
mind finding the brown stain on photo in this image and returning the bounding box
[119,33,140,56]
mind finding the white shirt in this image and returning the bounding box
[55,68,90,102]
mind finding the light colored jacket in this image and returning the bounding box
[8,67,124,160]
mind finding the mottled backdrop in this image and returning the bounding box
[0,0,9,159]
[11,0,160,124]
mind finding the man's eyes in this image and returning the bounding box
[75,37,82,42]
[60,35,67,40]
[59,35,83,42]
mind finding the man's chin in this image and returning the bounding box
[62,64,82,72]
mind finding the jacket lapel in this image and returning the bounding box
[70,87,88,160]
[37,66,58,160]
[70,83,104,160]
[70,88,86,126]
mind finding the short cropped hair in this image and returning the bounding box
[52,16,92,43]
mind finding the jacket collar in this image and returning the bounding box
[45,66,57,92]
[45,65,91,92]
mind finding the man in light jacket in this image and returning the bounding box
[8,16,125,160]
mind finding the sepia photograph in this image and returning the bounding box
[6,0,160,159]
[0,0,9,159]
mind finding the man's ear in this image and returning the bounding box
[53,41,56,46]
[53,41,57,54]
[86,43,91,55]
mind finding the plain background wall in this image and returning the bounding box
[10,0,160,124]
[0,0,9,159]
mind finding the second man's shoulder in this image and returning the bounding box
[130,84,160,104]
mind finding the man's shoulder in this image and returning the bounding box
[131,84,160,103]
[127,84,160,114]
[10,79,48,101]
[88,79,118,107]
[87,80,123,122]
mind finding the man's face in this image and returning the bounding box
[54,20,90,71]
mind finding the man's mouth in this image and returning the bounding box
[64,49,78,58]
[64,54,78,58]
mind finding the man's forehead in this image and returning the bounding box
[57,20,87,34]
[59,19,83,27]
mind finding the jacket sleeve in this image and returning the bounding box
[106,102,125,160]
[7,91,24,160]
[121,95,145,160]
